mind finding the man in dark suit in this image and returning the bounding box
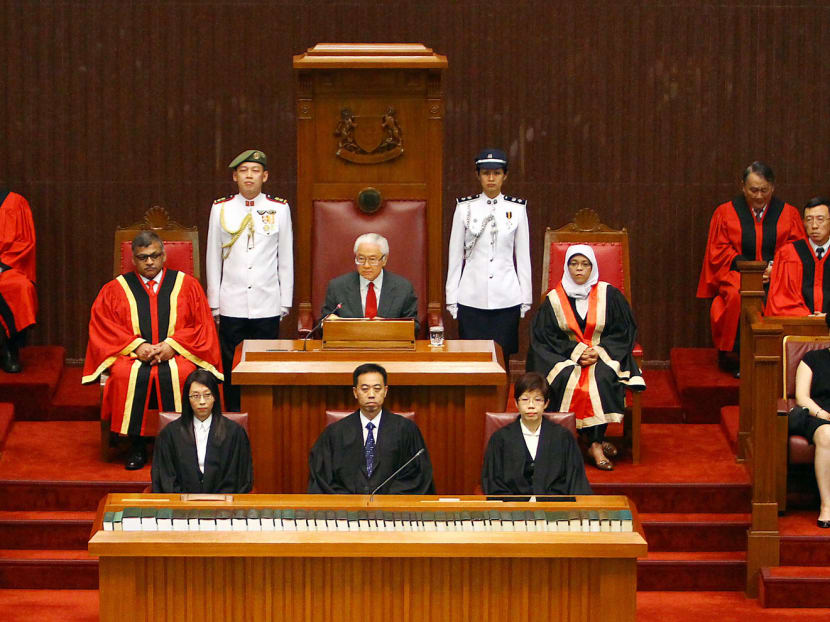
[307,363,434,495]
[320,233,420,333]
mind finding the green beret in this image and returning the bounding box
[228,149,267,169]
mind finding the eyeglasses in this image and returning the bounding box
[134,252,163,262]
[188,392,215,402]
[354,255,385,266]
[517,396,546,405]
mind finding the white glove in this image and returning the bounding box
[280,306,290,318]
[447,304,458,319]
[520,303,531,318]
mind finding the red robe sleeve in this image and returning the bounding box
[697,202,738,298]
[81,280,145,383]
[765,244,811,316]
[0,193,36,282]
[781,203,807,245]
[164,274,223,381]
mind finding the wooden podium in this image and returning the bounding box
[91,493,646,622]
[235,339,507,494]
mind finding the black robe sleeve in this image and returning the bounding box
[307,424,356,494]
[203,418,254,494]
[526,299,580,374]
[151,423,184,493]
[596,285,638,363]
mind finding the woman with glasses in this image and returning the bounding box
[151,369,253,493]
[445,148,531,361]
[482,372,591,495]
[527,245,645,471]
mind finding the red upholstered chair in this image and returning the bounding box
[158,411,249,436]
[325,410,415,426]
[113,206,200,279]
[482,412,577,452]
[298,199,440,337]
[541,209,643,463]
[775,336,830,510]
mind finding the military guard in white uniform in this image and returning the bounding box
[445,148,532,359]
[206,149,293,411]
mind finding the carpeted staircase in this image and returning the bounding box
[0,346,828,618]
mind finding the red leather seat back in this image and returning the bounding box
[325,410,415,426]
[783,338,830,398]
[483,412,577,452]
[312,200,427,331]
[158,411,249,436]
[120,240,196,277]
[545,242,625,295]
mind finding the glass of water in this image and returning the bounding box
[429,325,444,347]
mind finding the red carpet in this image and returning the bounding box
[640,368,685,423]
[0,403,13,450]
[671,348,739,423]
[0,589,98,621]
[48,367,100,421]
[720,405,740,454]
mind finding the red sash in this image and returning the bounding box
[554,284,598,420]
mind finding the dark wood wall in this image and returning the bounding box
[2,1,829,362]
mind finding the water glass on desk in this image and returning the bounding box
[429,325,444,347]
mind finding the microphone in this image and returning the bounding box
[302,303,342,351]
[367,447,425,502]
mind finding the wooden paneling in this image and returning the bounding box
[3,2,830,361]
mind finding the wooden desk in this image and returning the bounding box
[234,339,508,494]
[90,493,647,622]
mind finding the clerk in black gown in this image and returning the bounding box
[308,363,434,495]
[151,368,253,493]
[482,371,592,495]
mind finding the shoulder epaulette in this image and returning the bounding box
[213,194,235,204]
[266,194,288,204]
[504,195,527,205]
[456,194,480,203]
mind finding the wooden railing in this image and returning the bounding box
[738,261,826,595]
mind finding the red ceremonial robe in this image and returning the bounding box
[0,191,37,338]
[696,195,805,351]
[82,269,222,437]
[765,240,830,316]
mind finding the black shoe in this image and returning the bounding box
[0,344,21,373]
[818,519,830,529]
[125,447,147,470]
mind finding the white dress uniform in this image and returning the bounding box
[206,192,293,319]
[445,192,532,311]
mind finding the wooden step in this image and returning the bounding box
[593,482,751,513]
[760,566,830,608]
[0,549,97,589]
[637,551,746,591]
[0,511,95,549]
[640,513,749,551]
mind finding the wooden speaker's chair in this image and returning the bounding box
[113,205,200,279]
[101,206,202,460]
[325,410,415,426]
[298,200,441,337]
[775,336,830,510]
[540,208,643,463]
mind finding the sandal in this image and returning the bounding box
[601,441,618,458]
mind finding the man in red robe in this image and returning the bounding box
[766,197,830,316]
[82,231,222,470]
[696,161,805,374]
[0,190,37,373]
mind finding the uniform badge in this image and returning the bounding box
[506,211,512,220]
[253,151,262,160]
[257,209,276,233]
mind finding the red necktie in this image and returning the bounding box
[365,282,377,319]
[146,280,156,295]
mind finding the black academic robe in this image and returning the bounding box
[151,414,253,494]
[307,409,435,495]
[527,282,645,428]
[481,418,593,496]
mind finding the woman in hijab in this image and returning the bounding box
[527,245,645,470]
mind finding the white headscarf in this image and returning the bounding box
[561,244,599,300]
